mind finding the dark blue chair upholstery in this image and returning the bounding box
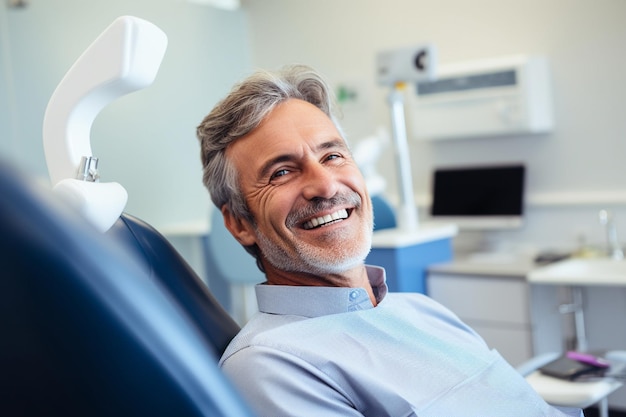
[107,213,240,356]
[0,160,254,417]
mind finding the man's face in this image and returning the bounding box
[225,99,373,277]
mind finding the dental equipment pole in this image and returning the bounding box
[388,83,418,231]
[376,44,437,232]
[558,286,588,352]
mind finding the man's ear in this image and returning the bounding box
[221,205,257,247]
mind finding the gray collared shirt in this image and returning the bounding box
[255,265,387,316]
[220,266,581,417]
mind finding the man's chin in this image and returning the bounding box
[301,246,371,276]
[265,247,370,276]
[257,225,373,276]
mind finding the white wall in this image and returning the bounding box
[0,0,251,231]
[242,0,626,254]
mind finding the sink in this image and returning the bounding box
[528,258,626,286]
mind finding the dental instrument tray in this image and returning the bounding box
[539,352,610,381]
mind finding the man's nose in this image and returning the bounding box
[301,163,339,200]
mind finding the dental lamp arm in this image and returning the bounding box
[42,16,167,232]
[376,43,437,232]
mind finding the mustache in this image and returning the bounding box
[286,192,362,228]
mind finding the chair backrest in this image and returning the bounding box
[107,211,241,355]
[0,160,255,417]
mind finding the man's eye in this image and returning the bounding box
[271,169,289,179]
[326,153,342,162]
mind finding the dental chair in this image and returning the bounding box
[0,159,254,417]
[0,16,252,416]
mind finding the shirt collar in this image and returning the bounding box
[255,265,388,318]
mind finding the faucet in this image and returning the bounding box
[599,209,624,260]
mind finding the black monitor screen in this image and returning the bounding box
[431,164,525,216]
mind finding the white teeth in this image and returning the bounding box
[303,209,349,230]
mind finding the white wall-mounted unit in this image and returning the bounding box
[408,55,554,140]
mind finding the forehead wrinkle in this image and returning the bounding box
[319,138,350,153]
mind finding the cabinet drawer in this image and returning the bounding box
[427,273,529,324]
[467,322,533,367]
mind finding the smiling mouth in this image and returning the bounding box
[302,208,350,230]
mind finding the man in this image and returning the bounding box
[196,65,581,416]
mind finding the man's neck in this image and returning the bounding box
[264,264,377,307]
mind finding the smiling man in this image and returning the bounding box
[222,97,376,301]
[196,65,581,417]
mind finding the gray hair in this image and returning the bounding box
[196,65,343,223]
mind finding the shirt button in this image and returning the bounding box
[349,290,359,300]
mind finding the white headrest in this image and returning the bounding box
[42,16,167,232]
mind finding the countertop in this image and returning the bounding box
[428,253,539,278]
[371,222,458,248]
